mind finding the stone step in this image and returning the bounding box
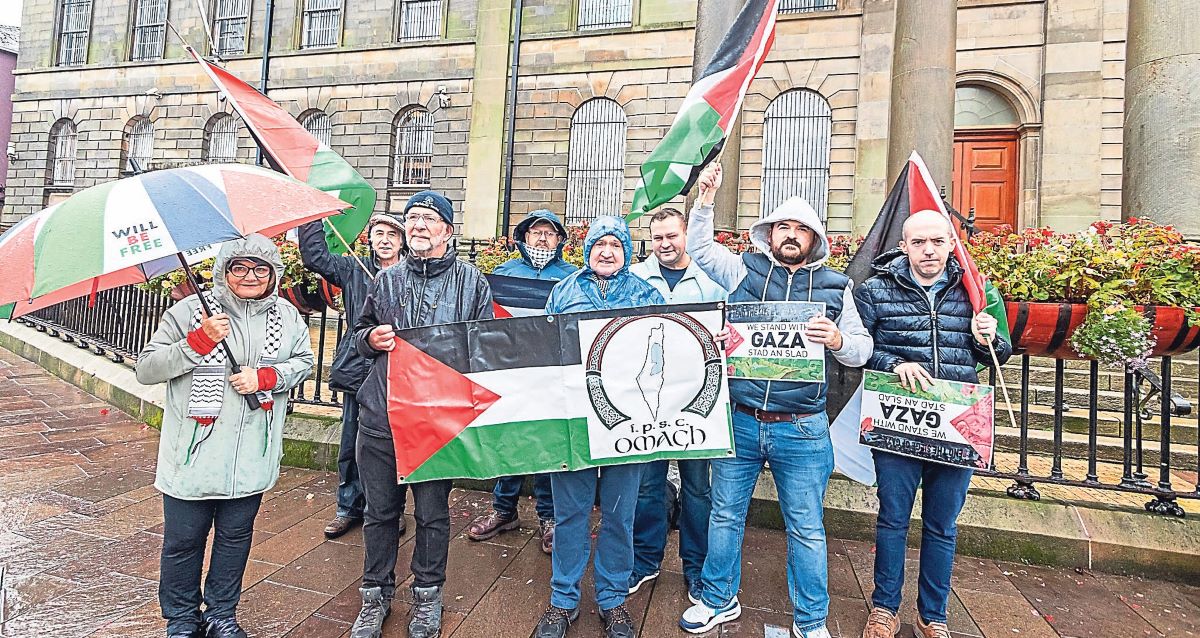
[998,402,1199,446]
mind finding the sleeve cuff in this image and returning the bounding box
[257,367,279,392]
[186,328,218,356]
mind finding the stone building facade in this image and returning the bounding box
[2,0,1142,238]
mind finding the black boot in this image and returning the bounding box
[204,617,247,638]
[534,606,579,638]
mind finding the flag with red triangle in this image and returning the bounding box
[386,304,732,483]
[484,273,557,319]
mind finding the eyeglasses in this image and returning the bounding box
[527,230,557,239]
[405,213,443,227]
[229,264,273,279]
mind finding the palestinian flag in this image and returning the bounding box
[627,0,779,221]
[386,304,732,483]
[485,273,557,318]
[188,47,376,254]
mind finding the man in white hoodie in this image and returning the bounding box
[678,165,872,638]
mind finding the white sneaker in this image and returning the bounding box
[679,598,742,634]
[793,622,832,638]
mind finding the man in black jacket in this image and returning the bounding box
[298,213,406,540]
[349,190,493,638]
[853,210,1012,638]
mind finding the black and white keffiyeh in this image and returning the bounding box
[186,291,283,426]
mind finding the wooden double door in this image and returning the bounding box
[951,130,1019,232]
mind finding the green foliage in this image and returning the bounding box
[729,357,824,382]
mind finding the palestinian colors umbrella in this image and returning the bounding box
[0,163,348,318]
[627,0,779,221]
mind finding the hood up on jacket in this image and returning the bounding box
[581,215,634,277]
[513,209,569,266]
[211,234,284,311]
[747,197,830,269]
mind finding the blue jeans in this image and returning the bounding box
[492,473,554,521]
[336,397,366,518]
[871,450,973,624]
[549,463,643,611]
[632,459,711,582]
[699,409,834,633]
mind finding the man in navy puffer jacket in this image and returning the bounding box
[853,210,1012,638]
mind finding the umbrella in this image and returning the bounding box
[0,163,349,408]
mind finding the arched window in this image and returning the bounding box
[954,85,1020,128]
[565,98,627,223]
[48,118,78,186]
[124,116,154,174]
[205,113,240,163]
[299,110,332,147]
[761,89,832,218]
[392,108,433,187]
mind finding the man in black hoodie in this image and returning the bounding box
[349,190,493,638]
[299,212,406,540]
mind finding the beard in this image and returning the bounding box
[771,240,809,266]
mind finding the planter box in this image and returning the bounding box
[1005,301,1200,359]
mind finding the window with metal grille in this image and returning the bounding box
[213,0,250,57]
[205,114,240,163]
[780,0,837,13]
[301,0,341,49]
[398,0,442,42]
[392,108,433,187]
[299,111,332,147]
[565,99,627,224]
[577,0,632,30]
[761,89,832,218]
[125,117,155,174]
[48,119,78,187]
[131,0,169,61]
[56,0,92,66]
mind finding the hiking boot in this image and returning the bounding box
[533,606,579,638]
[408,585,443,638]
[204,617,247,638]
[465,510,519,541]
[626,571,658,595]
[324,515,361,539]
[679,597,741,634]
[793,623,832,638]
[915,616,951,638]
[599,604,636,638]
[861,606,900,638]
[539,518,556,554]
[349,586,391,638]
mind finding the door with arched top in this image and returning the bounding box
[952,85,1021,232]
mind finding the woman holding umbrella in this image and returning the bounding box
[136,234,315,638]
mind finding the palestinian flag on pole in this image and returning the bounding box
[627,0,779,222]
[187,47,376,254]
[386,304,732,483]
[485,273,557,318]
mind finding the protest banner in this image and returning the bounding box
[385,303,733,483]
[858,370,995,469]
[725,301,826,383]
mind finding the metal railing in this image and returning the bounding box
[780,0,838,13]
[577,0,633,30]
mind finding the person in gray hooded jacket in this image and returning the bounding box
[137,234,315,638]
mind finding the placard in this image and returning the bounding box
[725,301,826,383]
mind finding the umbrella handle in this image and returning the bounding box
[177,253,264,411]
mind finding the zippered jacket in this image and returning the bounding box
[854,249,1012,383]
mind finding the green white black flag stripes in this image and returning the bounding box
[628,0,779,221]
[384,304,733,483]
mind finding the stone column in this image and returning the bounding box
[692,0,747,229]
[461,0,515,239]
[885,0,957,191]
[1122,1,1200,236]
[850,0,897,234]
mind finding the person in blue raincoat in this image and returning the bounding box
[533,216,663,638]
[494,208,578,280]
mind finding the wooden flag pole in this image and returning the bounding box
[988,339,1018,430]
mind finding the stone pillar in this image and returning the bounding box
[850,0,897,235]
[1122,1,1200,236]
[885,0,957,191]
[461,0,515,239]
[693,0,747,229]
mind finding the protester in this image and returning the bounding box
[466,209,577,553]
[136,235,315,638]
[627,207,725,600]
[299,213,407,540]
[678,165,872,638]
[533,216,664,638]
[854,210,1012,638]
[350,190,493,638]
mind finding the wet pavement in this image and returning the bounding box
[1,346,1199,638]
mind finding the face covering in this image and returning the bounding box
[524,243,558,270]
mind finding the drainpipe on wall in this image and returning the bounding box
[500,0,524,238]
[256,0,275,167]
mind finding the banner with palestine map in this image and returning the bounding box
[385,303,733,483]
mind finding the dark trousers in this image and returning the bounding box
[492,473,554,521]
[632,459,711,583]
[160,493,263,635]
[358,431,452,596]
[336,396,367,518]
